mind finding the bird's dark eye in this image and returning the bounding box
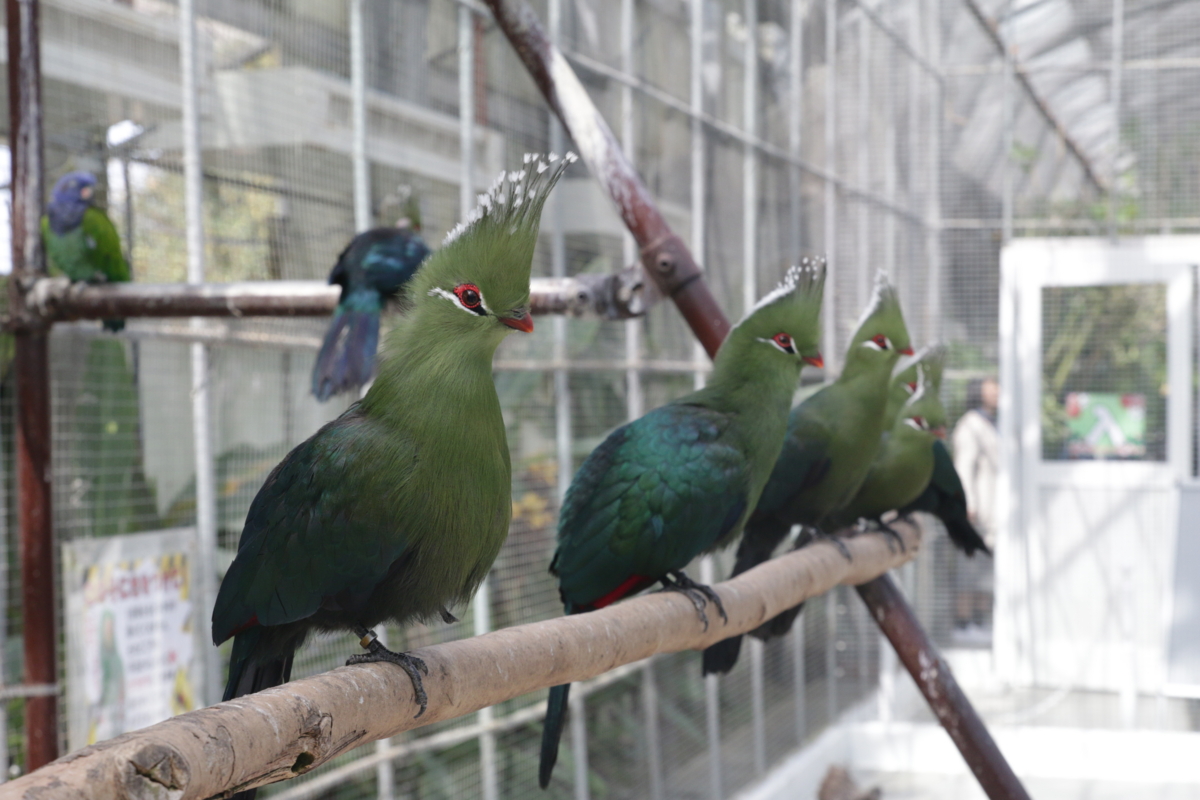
[771,333,795,354]
[454,283,483,312]
[864,334,891,351]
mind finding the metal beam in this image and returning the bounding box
[21,272,651,324]
[6,0,57,772]
[961,0,1108,193]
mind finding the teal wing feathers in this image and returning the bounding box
[212,409,417,643]
[552,403,750,609]
[753,409,832,521]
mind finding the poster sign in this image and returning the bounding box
[1064,391,1147,459]
[62,528,200,750]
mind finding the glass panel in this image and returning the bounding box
[1042,284,1168,461]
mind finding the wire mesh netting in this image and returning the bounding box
[1,0,1199,796]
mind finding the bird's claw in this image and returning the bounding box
[802,529,853,562]
[659,570,727,630]
[347,630,430,717]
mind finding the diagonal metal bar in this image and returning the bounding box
[481,0,731,357]
[961,0,1108,193]
[483,2,1031,798]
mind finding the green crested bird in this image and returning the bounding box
[702,273,912,676]
[538,262,827,789]
[212,154,574,800]
[897,353,991,556]
[826,349,948,533]
[42,171,131,331]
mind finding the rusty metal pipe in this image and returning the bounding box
[483,2,1029,797]
[857,576,1031,800]
[20,271,650,325]
[7,0,58,771]
[482,0,730,357]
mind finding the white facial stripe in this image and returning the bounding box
[757,336,792,354]
[428,286,493,317]
[904,417,928,431]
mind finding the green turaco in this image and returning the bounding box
[538,261,827,789]
[212,154,575,799]
[827,348,948,532]
[702,273,912,676]
[897,351,991,556]
[41,171,130,331]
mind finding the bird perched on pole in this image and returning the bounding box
[212,154,573,800]
[896,352,991,557]
[311,195,432,401]
[702,274,912,676]
[538,261,827,789]
[41,171,130,331]
[826,352,949,534]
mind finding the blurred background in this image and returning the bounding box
[0,0,1198,798]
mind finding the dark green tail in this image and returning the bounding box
[224,629,296,800]
[538,683,571,789]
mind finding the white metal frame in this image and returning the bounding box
[998,236,1197,701]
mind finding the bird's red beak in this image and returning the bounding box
[501,311,534,333]
[908,381,918,392]
[803,353,824,369]
[899,346,914,356]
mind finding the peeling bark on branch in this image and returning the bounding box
[2,526,919,800]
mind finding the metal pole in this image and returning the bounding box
[569,688,590,800]
[1000,4,1014,245]
[350,0,371,233]
[856,13,869,311]
[792,614,807,745]
[482,0,731,356]
[749,637,766,776]
[700,556,723,800]
[826,586,839,721]
[6,0,55,770]
[823,0,839,369]
[857,576,1033,800]
[457,16,498,800]
[788,0,804,260]
[621,0,644,425]
[1107,0,1125,242]
[179,0,221,709]
[742,0,758,311]
[924,0,943,341]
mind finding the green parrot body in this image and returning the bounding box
[702,274,912,675]
[212,155,572,800]
[538,263,827,789]
[42,172,130,331]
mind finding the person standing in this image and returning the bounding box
[950,376,999,635]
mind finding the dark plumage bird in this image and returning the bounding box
[702,274,912,676]
[41,171,130,331]
[538,262,828,789]
[311,199,431,402]
[213,154,573,800]
[895,351,990,556]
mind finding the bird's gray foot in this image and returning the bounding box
[857,518,906,554]
[347,627,430,717]
[439,606,459,624]
[658,570,727,630]
[801,527,853,562]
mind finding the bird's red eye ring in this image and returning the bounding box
[771,333,795,353]
[454,283,483,310]
[871,334,890,349]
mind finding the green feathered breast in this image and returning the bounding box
[42,207,130,284]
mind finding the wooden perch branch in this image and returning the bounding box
[2,525,920,800]
[9,269,650,329]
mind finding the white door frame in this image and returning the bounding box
[998,236,1197,693]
